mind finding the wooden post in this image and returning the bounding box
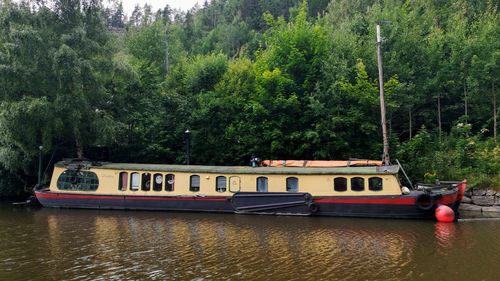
[464,82,468,121]
[38,146,43,186]
[409,106,412,140]
[494,81,497,144]
[184,129,191,165]
[165,29,169,77]
[438,93,442,143]
[75,134,84,159]
[376,22,390,166]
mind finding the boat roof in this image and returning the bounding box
[55,160,400,175]
[261,159,383,167]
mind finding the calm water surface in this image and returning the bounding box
[0,203,499,281]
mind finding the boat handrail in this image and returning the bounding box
[395,159,414,190]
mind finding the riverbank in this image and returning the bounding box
[459,188,500,216]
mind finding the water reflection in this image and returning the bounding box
[0,205,499,281]
[34,210,419,280]
[434,222,457,248]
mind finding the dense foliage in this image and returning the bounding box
[0,0,498,196]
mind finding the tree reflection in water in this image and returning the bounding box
[0,206,497,281]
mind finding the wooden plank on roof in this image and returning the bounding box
[54,161,399,175]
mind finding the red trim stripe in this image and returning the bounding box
[35,191,228,201]
[313,197,416,205]
[37,191,458,205]
[435,193,458,205]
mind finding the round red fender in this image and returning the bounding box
[435,205,455,223]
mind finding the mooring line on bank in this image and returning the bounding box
[458,217,500,222]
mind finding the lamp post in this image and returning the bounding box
[38,145,43,186]
[184,129,191,165]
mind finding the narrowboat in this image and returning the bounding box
[34,159,466,220]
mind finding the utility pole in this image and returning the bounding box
[376,20,390,166]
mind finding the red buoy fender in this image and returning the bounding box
[435,204,455,223]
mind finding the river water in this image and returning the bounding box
[0,203,499,281]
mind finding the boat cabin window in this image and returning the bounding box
[57,170,99,191]
[334,177,347,192]
[369,177,383,191]
[165,174,175,191]
[257,177,268,192]
[130,172,140,190]
[119,172,128,191]
[286,177,299,192]
[142,173,151,191]
[190,175,200,192]
[216,176,227,192]
[351,177,365,191]
[153,173,163,191]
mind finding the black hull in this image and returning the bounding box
[35,191,460,220]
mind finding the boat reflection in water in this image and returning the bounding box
[0,206,487,281]
[34,208,423,280]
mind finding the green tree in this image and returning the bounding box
[0,0,115,194]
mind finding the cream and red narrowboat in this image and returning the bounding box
[34,159,466,220]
